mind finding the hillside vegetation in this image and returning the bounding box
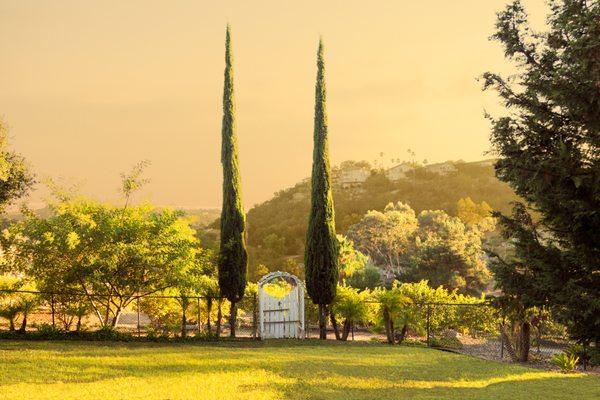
[243,160,518,264]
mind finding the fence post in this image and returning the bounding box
[426,304,431,347]
[136,297,141,338]
[51,293,56,328]
[197,297,201,333]
[500,324,504,359]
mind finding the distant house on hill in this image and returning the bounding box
[385,162,415,181]
[340,167,371,188]
[425,161,457,176]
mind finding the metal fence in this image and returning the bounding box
[0,289,575,369]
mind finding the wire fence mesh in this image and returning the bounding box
[0,289,586,370]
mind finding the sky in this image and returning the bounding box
[0,0,548,209]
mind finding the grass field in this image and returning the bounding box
[0,340,598,400]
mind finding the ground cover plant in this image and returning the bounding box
[0,340,598,400]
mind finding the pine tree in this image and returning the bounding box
[305,39,339,340]
[218,25,247,338]
[484,1,599,346]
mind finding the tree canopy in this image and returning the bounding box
[484,0,600,344]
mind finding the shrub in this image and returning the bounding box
[430,336,463,350]
[330,286,373,340]
[34,323,64,339]
[551,352,579,373]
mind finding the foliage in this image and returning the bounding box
[429,336,463,350]
[5,198,200,328]
[305,39,339,340]
[218,25,248,311]
[330,285,373,340]
[0,120,34,212]
[551,352,579,373]
[242,159,518,277]
[0,275,38,332]
[372,280,497,344]
[405,210,492,295]
[346,202,417,274]
[347,202,492,295]
[337,235,369,281]
[345,262,381,290]
[456,197,496,232]
[483,0,600,345]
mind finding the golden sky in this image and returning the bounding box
[0,0,548,209]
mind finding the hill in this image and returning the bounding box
[243,159,519,270]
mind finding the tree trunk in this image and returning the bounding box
[8,318,15,331]
[110,308,122,328]
[229,301,237,338]
[318,304,327,340]
[330,311,341,340]
[181,306,187,338]
[18,314,27,333]
[341,320,351,341]
[383,307,394,344]
[517,321,531,362]
[216,300,222,337]
[76,315,82,332]
[396,324,408,345]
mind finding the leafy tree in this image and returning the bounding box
[242,159,518,274]
[345,263,381,291]
[406,210,492,295]
[8,199,199,328]
[0,275,38,332]
[483,0,600,345]
[0,120,34,211]
[456,197,495,231]
[305,39,339,339]
[330,285,372,341]
[373,283,413,344]
[218,25,248,338]
[346,202,418,275]
[337,235,369,282]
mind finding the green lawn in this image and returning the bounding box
[0,340,597,400]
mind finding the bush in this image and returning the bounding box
[34,323,64,339]
[89,326,133,341]
[551,352,579,373]
[430,336,463,350]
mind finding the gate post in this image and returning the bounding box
[252,293,258,339]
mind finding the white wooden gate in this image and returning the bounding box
[258,271,305,339]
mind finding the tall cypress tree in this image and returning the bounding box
[305,39,339,340]
[218,25,247,338]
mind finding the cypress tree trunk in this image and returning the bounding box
[305,38,339,341]
[229,302,237,337]
[318,304,327,340]
[218,25,248,339]
[330,310,340,340]
[216,299,223,337]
